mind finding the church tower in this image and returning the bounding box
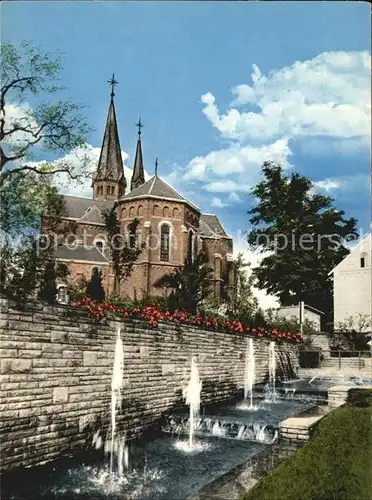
[130,117,145,191]
[92,75,126,201]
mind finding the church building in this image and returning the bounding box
[55,78,234,302]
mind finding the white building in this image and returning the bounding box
[329,233,372,330]
[275,303,323,332]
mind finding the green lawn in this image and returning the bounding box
[242,389,372,500]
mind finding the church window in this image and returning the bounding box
[361,252,368,268]
[173,207,180,218]
[160,224,170,261]
[163,206,170,217]
[95,241,104,253]
[106,186,110,195]
[138,205,144,217]
[153,205,160,216]
[187,230,194,264]
[91,266,102,277]
[111,186,115,195]
[128,227,137,249]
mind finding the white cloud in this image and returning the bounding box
[28,143,150,198]
[229,51,370,142]
[313,179,341,192]
[185,50,370,203]
[204,180,250,194]
[210,197,229,208]
[185,138,291,182]
[228,192,241,202]
[3,103,39,146]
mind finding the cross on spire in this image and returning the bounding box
[155,157,158,176]
[107,73,118,98]
[135,117,144,137]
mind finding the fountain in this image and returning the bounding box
[237,338,259,411]
[108,323,127,476]
[184,355,202,449]
[244,338,256,407]
[174,355,206,453]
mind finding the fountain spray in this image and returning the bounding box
[183,356,202,449]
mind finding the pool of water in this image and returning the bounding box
[1,437,265,500]
[2,398,314,500]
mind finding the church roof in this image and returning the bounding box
[93,94,126,187]
[199,214,229,237]
[62,196,113,223]
[55,244,109,263]
[120,175,200,211]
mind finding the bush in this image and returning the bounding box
[346,388,372,408]
[86,268,105,302]
[242,405,372,500]
[298,348,322,368]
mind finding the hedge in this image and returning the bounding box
[242,392,372,500]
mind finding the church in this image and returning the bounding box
[55,78,234,302]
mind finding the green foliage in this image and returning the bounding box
[229,252,259,317]
[1,41,91,182]
[154,251,213,314]
[329,314,372,352]
[0,237,40,307]
[108,294,169,312]
[86,268,105,302]
[103,207,143,292]
[346,388,372,408]
[0,189,73,305]
[242,405,372,500]
[247,161,358,326]
[67,276,89,301]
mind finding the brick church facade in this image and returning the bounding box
[55,83,234,302]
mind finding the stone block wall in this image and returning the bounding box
[0,297,298,472]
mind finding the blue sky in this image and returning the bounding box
[3,1,371,248]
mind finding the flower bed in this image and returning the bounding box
[71,298,302,344]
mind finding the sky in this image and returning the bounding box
[2,1,371,306]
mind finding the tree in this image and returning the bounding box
[0,41,91,183]
[229,252,259,317]
[0,187,74,305]
[103,205,144,294]
[86,268,106,302]
[154,251,213,314]
[247,161,358,327]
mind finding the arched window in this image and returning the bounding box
[91,266,102,277]
[160,224,170,261]
[361,252,368,268]
[187,230,194,263]
[128,228,137,249]
[95,241,104,253]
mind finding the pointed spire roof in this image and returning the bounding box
[94,79,125,186]
[131,117,145,191]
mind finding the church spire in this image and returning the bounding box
[93,75,126,200]
[130,117,145,191]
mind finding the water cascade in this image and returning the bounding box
[267,341,276,401]
[182,356,202,450]
[163,415,278,444]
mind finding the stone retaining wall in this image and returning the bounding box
[0,297,298,472]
